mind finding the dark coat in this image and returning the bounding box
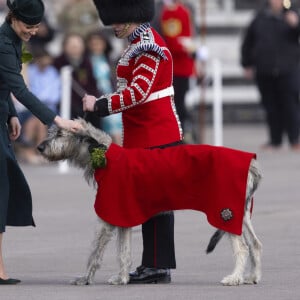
[241,8,300,75]
[53,53,100,127]
[0,21,56,232]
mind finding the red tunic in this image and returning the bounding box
[160,4,196,77]
[98,23,182,148]
[94,144,256,235]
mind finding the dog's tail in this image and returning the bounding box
[206,230,225,254]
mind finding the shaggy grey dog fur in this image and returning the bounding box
[38,118,263,286]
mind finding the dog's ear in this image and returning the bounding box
[83,136,107,154]
[76,117,88,127]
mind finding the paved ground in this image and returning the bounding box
[1,124,300,300]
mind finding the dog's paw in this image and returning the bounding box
[244,274,261,285]
[108,274,129,285]
[221,274,244,286]
[70,276,92,286]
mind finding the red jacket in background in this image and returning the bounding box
[160,3,196,77]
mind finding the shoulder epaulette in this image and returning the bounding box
[129,29,167,60]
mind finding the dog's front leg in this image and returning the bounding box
[71,219,115,285]
[108,227,132,285]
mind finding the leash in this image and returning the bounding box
[70,78,90,122]
[83,111,88,121]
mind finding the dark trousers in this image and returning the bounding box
[140,141,183,269]
[173,76,190,131]
[141,212,176,268]
[256,69,300,146]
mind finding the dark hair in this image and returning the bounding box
[31,46,50,58]
[62,32,85,50]
[5,11,16,24]
[85,30,112,59]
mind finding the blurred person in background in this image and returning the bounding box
[241,0,300,151]
[53,32,101,128]
[0,0,81,284]
[83,0,183,284]
[27,48,60,114]
[160,0,197,140]
[86,30,122,144]
[57,0,101,37]
[16,47,61,164]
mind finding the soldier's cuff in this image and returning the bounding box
[94,98,110,117]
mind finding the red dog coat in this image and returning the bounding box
[94,144,256,235]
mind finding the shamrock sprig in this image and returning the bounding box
[21,43,33,64]
[90,147,107,169]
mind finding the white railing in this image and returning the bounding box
[185,58,224,146]
[58,65,72,174]
[212,59,223,146]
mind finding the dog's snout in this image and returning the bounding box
[37,142,45,153]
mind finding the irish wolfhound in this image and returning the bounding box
[38,118,262,286]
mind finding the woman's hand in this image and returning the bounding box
[82,94,97,112]
[285,10,299,28]
[243,67,255,80]
[54,116,83,132]
[8,116,21,141]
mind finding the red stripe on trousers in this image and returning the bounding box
[154,219,157,268]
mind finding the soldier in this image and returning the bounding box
[83,0,183,284]
[0,0,81,284]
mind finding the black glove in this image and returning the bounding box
[94,98,110,117]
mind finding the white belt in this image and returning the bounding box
[144,86,174,103]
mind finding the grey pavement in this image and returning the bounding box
[1,124,300,300]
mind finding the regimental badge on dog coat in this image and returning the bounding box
[94,144,256,235]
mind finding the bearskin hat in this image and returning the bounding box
[93,0,155,26]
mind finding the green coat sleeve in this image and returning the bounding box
[7,94,18,120]
[0,39,56,126]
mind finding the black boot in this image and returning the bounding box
[129,265,171,284]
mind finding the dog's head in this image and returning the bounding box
[37,118,112,162]
[38,118,112,185]
[38,126,80,161]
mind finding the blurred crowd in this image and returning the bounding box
[1,0,300,164]
[0,0,124,164]
[0,0,202,164]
